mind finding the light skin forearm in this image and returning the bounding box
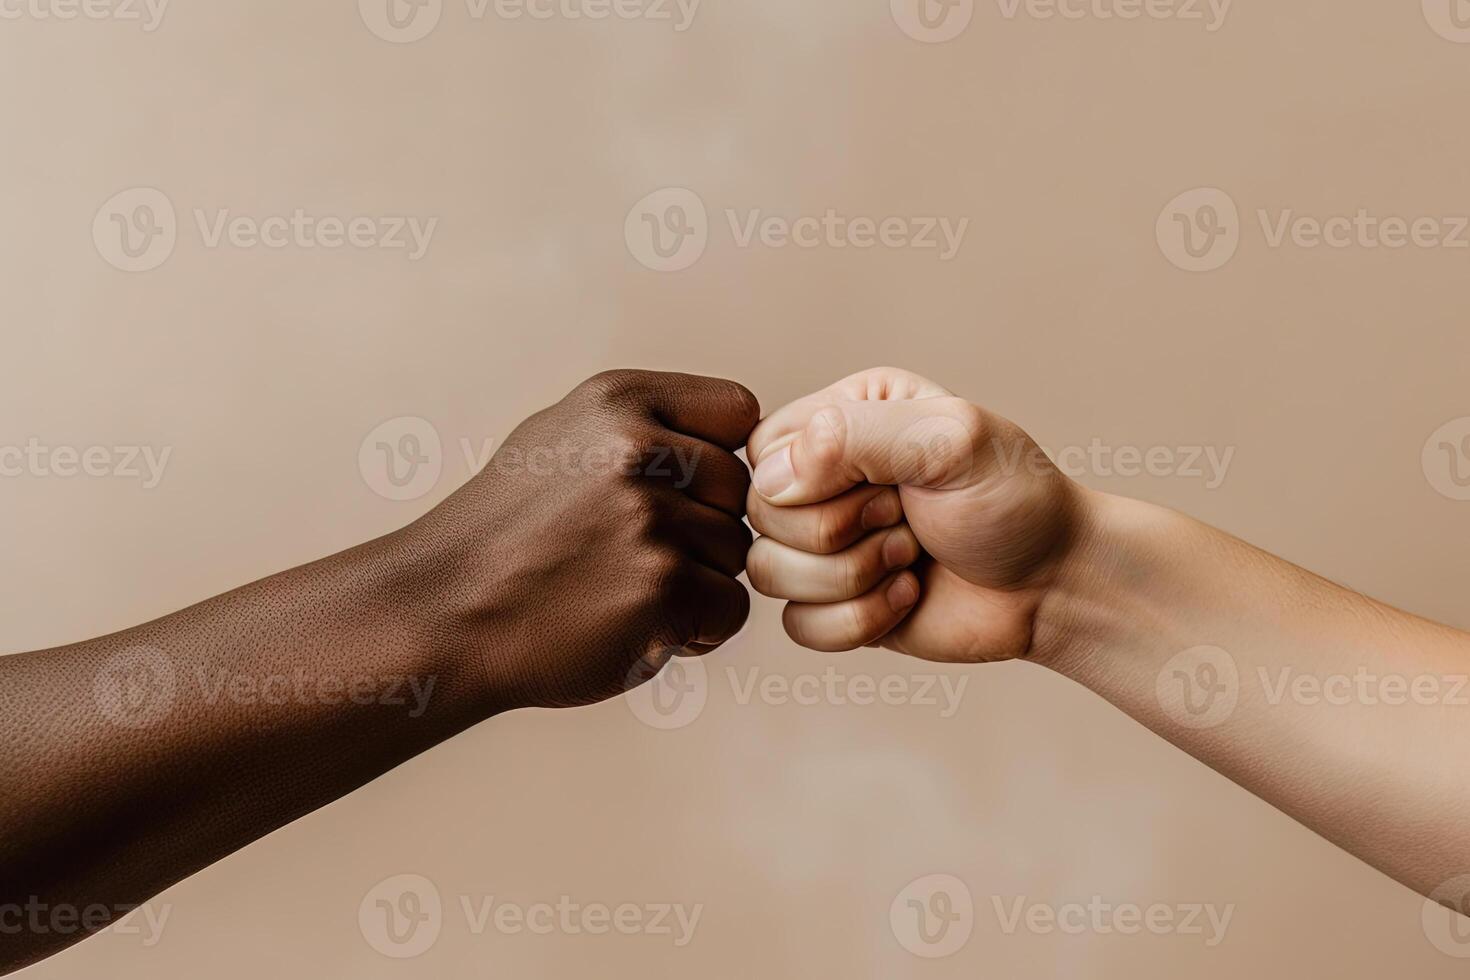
[747,366,1470,906]
[1037,489,1470,897]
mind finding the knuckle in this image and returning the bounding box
[692,443,744,490]
[726,382,762,431]
[841,549,865,599]
[729,452,753,492]
[689,376,760,430]
[841,601,878,651]
[904,398,987,486]
[865,366,914,397]
[861,487,902,530]
[580,369,652,406]
[946,399,990,447]
[720,584,752,636]
[616,487,664,537]
[746,490,773,536]
[608,426,658,474]
[805,405,849,468]
[745,540,775,594]
[740,493,776,540]
[782,604,810,648]
[648,548,687,598]
[812,502,848,554]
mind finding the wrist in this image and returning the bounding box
[369,520,526,721]
[1029,489,1187,680]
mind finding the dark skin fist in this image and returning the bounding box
[401,369,762,710]
[0,369,760,974]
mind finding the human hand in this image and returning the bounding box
[404,369,760,710]
[745,367,1087,662]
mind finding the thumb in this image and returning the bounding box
[751,396,991,506]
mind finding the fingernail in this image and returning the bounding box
[860,491,901,531]
[886,574,919,613]
[882,529,916,570]
[754,445,795,499]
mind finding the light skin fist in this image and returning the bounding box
[745,367,1086,662]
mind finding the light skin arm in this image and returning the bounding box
[0,370,761,975]
[745,366,1470,904]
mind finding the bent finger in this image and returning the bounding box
[746,483,902,554]
[781,570,921,653]
[748,525,920,603]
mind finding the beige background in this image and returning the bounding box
[5,0,1470,975]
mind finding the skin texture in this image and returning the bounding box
[750,366,1470,904]
[0,369,759,975]
[746,367,1080,659]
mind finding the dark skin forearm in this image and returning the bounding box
[0,369,761,975]
[0,527,489,972]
